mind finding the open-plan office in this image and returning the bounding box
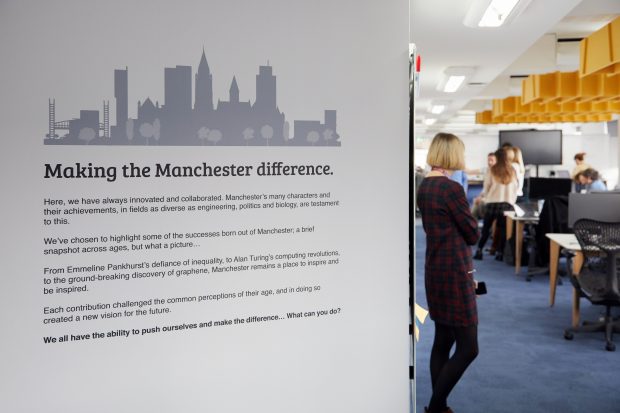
[413,1,620,412]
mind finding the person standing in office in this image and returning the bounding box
[417,133,480,413]
[473,148,518,261]
[577,168,607,192]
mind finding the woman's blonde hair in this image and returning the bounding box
[426,133,465,170]
[511,146,525,174]
[491,148,515,185]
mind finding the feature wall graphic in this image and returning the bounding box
[0,1,409,412]
[45,50,340,146]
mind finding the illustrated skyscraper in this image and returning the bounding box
[254,65,276,111]
[112,68,128,141]
[164,65,192,114]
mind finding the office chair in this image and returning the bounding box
[564,219,620,351]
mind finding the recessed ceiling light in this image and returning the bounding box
[463,0,532,28]
[479,0,519,27]
[430,105,446,114]
[443,76,466,93]
[424,118,437,126]
[436,67,475,93]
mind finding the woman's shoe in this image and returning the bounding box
[473,249,483,260]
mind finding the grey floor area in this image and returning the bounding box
[414,225,620,413]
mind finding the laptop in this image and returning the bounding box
[514,201,541,218]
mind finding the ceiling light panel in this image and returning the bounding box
[479,0,520,27]
[443,76,466,93]
[463,0,533,28]
[430,105,446,114]
[436,67,475,93]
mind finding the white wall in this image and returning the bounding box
[557,132,618,189]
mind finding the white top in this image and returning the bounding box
[482,171,519,205]
[512,163,525,197]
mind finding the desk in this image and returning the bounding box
[504,211,539,274]
[545,233,584,327]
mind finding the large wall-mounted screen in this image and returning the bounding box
[499,129,562,165]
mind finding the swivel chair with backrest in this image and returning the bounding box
[564,219,620,351]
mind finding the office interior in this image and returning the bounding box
[412,1,620,412]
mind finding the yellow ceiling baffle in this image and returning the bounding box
[580,16,620,77]
[556,71,579,102]
[600,73,620,101]
[477,17,620,124]
[577,73,605,102]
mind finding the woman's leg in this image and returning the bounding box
[428,324,479,413]
[430,322,455,390]
[490,221,499,254]
[476,206,496,252]
[495,203,512,256]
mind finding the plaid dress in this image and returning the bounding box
[417,176,480,326]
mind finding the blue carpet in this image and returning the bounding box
[414,225,620,413]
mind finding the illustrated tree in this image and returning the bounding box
[307,130,320,146]
[78,127,96,145]
[197,126,210,145]
[323,129,334,145]
[139,122,154,145]
[207,129,222,145]
[242,127,255,146]
[261,124,274,146]
[152,118,161,143]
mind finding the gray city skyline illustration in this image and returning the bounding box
[45,50,340,147]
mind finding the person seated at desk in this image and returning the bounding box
[577,168,607,193]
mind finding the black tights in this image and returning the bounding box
[477,203,511,253]
[428,322,478,413]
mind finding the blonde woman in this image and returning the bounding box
[417,133,479,413]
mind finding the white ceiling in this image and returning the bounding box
[411,0,620,136]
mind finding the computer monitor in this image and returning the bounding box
[527,177,572,200]
[568,192,620,228]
